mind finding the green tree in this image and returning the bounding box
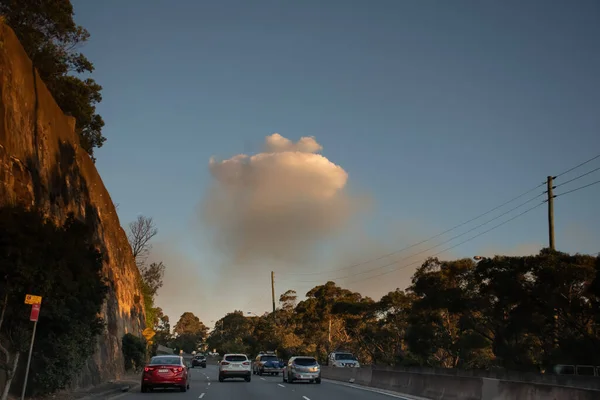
[0,0,106,158]
[0,207,108,397]
[174,312,208,339]
[122,333,147,371]
[172,312,208,354]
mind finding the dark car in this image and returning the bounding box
[192,355,207,368]
[253,352,283,376]
[141,355,190,392]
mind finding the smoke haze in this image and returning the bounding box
[202,133,361,264]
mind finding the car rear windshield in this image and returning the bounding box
[225,355,247,362]
[294,358,317,366]
[335,353,355,360]
[261,355,278,361]
[150,357,180,365]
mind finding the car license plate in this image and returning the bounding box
[158,369,168,373]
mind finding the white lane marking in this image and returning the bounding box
[199,394,205,399]
[303,397,310,400]
[208,382,211,386]
[260,377,266,381]
[322,379,419,400]
[278,384,286,387]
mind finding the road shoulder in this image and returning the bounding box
[323,378,432,400]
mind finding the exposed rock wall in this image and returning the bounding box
[0,21,145,387]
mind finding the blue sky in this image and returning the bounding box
[72,0,600,326]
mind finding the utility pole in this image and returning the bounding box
[546,176,556,250]
[271,271,276,315]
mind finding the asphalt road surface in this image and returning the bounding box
[122,364,415,400]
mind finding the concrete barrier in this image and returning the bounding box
[320,366,600,400]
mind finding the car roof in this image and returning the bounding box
[223,353,247,357]
[152,355,181,358]
[291,356,316,359]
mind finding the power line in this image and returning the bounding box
[284,199,545,284]
[345,202,544,285]
[555,154,600,179]
[555,179,600,198]
[555,166,600,188]
[280,183,545,277]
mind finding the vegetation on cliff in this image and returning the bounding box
[0,207,108,398]
[206,250,600,372]
[122,333,147,372]
[0,0,105,158]
[126,215,170,356]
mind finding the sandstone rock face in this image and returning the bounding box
[0,21,145,387]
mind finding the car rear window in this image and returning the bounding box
[335,353,355,360]
[150,357,180,365]
[260,355,278,361]
[294,357,317,366]
[225,355,247,362]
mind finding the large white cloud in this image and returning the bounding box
[202,133,358,264]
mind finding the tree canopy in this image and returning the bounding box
[0,0,105,158]
[206,250,600,372]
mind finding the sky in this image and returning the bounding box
[71,0,600,328]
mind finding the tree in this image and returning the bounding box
[0,207,108,397]
[0,0,105,158]
[122,333,147,371]
[126,216,166,329]
[127,215,158,268]
[174,312,208,340]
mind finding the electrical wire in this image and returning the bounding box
[280,183,545,277]
[554,166,600,188]
[555,179,600,198]
[283,199,545,284]
[555,154,600,179]
[344,202,545,285]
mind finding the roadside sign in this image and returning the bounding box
[25,294,42,305]
[142,328,156,340]
[30,304,40,322]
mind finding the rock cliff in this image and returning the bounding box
[0,21,145,387]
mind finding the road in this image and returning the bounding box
[122,364,413,400]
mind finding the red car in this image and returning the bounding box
[141,355,190,392]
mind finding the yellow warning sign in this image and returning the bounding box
[25,294,42,305]
[142,328,156,340]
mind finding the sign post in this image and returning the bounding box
[21,294,42,400]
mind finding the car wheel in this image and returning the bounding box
[245,376,251,382]
[219,375,224,382]
[282,373,286,382]
[180,385,187,392]
[316,378,321,384]
[140,385,147,393]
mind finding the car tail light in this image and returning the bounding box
[243,362,250,366]
[173,367,183,373]
[144,367,154,372]
[221,361,230,365]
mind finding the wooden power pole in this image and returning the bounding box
[271,271,276,314]
[546,176,556,250]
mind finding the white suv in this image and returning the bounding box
[218,354,252,382]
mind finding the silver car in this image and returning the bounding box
[283,356,321,384]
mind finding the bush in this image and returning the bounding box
[122,333,147,371]
[0,207,109,395]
